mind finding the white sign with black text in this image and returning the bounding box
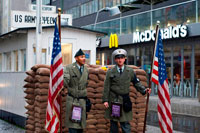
[29,4,56,13]
[11,10,72,29]
[133,25,187,43]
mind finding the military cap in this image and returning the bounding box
[74,49,85,57]
[112,49,127,58]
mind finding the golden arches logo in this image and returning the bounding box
[109,33,118,48]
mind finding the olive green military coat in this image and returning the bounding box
[102,65,146,122]
[63,62,88,129]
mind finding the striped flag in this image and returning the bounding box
[151,29,173,133]
[45,22,63,133]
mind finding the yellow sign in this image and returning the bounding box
[109,33,118,48]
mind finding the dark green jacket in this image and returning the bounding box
[63,62,88,129]
[102,65,146,122]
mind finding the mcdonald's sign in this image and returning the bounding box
[109,33,118,48]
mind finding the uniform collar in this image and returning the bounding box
[117,65,124,73]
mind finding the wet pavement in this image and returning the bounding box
[0,118,183,133]
[0,119,25,133]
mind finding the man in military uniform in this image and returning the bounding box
[102,49,151,133]
[63,49,89,133]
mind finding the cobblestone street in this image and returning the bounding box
[0,118,184,133]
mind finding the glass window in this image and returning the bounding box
[153,1,196,29]
[21,49,26,71]
[195,44,200,98]
[173,46,182,97]
[5,52,11,72]
[14,50,18,72]
[0,53,2,72]
[61,43,72,66]
[183,45,192,97]
[42,49,47,64]
[122,16,133,34]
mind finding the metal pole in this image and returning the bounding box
[58,8,63,133]
[94,10,100,30]
[36,0,42,64]
[150,3,153,30]
[143,23,159,133]
[196,0,198,23]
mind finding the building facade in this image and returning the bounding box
[0,0,32,35]
[46,0,200,99]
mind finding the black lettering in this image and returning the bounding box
[24,15,28,22]
[47,17,49,24]
[19,15,22,22]
[15,15,18,22]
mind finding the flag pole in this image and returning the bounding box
[143,22,160,133]
[57,7,63,133]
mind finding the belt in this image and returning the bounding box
[68,93,87,100]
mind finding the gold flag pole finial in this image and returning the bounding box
[58,8,62,15]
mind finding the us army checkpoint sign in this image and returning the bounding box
[11,10,72,29]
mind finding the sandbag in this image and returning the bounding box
[26,99,34,105]
[24,76,35,83]
[35,95,48,102]
[25,105,34,110]
[35,75,49,83]
[26,119,35,125]
[87,119,97,125]
[95,93,103,98]
[98,69,107,75]
[26,70,36,77]
[88,68,99,74]
[98,74,105,81]
[24,83,35,88]
[24,88,34,94]
[87,87,95,93]
[97,119,107,124]
[35,88,48,95]
[35,83,49,89]
[89,74,99,83]
[31,64,50,71]
[25,124,34,130]
[97,81,104,87]
[88,80,98,88]
[134,69,147,76]
[25,94,35,100]
[96,124,107,129]
[36,68,50,76]
[95,87,103,93]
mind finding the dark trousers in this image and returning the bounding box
[110,120,131,133]
[69,128,83,133]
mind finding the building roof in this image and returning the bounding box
[0,25,107,39]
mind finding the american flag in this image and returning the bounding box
[45,22,63,133]
[151,29,173,133]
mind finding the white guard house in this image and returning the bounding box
[0,26,105,127]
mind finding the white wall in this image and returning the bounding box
[0,72,27,117]
[27,27,97,70]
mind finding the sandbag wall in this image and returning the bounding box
[24,64,50,133]
[24,65,148,133]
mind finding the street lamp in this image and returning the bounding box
[94,5,139,32]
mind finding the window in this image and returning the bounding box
[5,52,11,71]
[61,43,72,66]
[0,54,2,72]
[195,44,200,98]
[33,48,46,64]
[42,49,47,64]
[14,50,18,72]
[21,49,26,71]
